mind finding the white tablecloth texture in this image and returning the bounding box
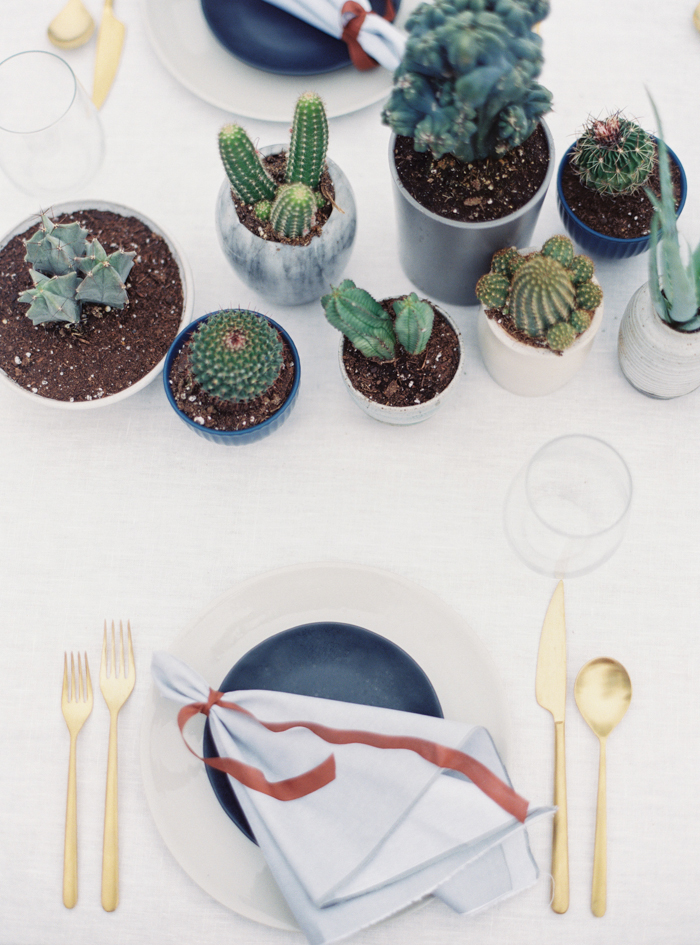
[1,2,700,945]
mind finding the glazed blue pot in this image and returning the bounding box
[163,312,301,445]
[556,141,687,260]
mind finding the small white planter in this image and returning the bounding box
[215,145,357,306]
[338,306,464,425]
[0,200,194,410]
[618,282,700,399]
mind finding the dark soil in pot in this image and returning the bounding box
[168,334,296,432]
[231,152,335,246]
[560,147,683,239]
[342,299,460,406]
[0,209,184,403]
[392,124,550,224]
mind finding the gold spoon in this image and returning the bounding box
[574,657,632,917]
[48,0,95,49]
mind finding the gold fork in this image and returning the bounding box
[100,620,135,912]
[61,651,93,908]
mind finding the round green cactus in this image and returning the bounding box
[270,183,316,238]
[571,112,655,196]
[189,309,284,403]
[475,272,510,310]
[546,321,577,351]
[569,254,595,285]
[510,255,576,338]
[576,281,603,311]
[570,309,592,333]
[542,235,574,268]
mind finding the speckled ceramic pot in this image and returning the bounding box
[215,145,357,306]
[618,282,700,398]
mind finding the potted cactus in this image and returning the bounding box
[381,0,554,306]
[215,92,356,306]
[557,109,687,259]
[618,107,700,399]
[321,280,463,423]
[0,202,193,408]
[163,308,300,443]
[475,235,604,396]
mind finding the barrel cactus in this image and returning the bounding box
[219,92,329,239]
[475,235,602,351]
[188,309,284,403]
[269,183,317,239]
[381,0,552,163]
[571,111,655,196]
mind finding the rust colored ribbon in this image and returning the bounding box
[179,689,529,822]
[341,0,396,71]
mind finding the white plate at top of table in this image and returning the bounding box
[141,0,419,121]
[140,561,510,930]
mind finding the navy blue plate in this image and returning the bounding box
[203,621,442,843]
[200,0,399,76]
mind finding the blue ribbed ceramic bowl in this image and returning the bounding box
[556,141,687,259]
[163,312,300,445]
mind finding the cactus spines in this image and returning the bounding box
[76,240,135,309]
[510,255,576,337]
[576,281,603,312]
[255,200,272,222]
[393,292,435,355]
[571,112,655,196]
[381,0,552,163]
[570,309,592,333]
[546,321,577,351]
[321,280,396,361]
[569,254,595,285]
[219,124,277,205]
[24,214,88,276]
[475,272,509,310]
[285,92,328,191]
[542,235,574,268]
[189,309,284,404]
[269,183,316,238]
[18,270,81,325]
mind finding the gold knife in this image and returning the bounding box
[92,0,125,109]
[535,580,569,913]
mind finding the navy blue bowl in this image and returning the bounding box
[163,312,301,445]
[556,141,687,260]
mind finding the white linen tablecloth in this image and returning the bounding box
[1,2,699,944]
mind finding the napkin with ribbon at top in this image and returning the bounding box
[258,0,406,71]
[152,652,552,944]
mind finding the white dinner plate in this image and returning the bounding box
[141,0,419,121]
[140,561,510,930]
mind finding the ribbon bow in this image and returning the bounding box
[341,0,396,70]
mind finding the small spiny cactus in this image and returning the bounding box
[219,124,277,205]
[18,270,82,326]
[542,235,574,268]
[24,215,88,276]
[76,240,135,308]
[189,309,284,403]
[286,92,328,191]
[269,184,317,239]
[322,280,396,360]
[393,292,435,355]
[571,112,655,196]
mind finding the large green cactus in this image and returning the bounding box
[269,184,317,239]
[510,255,576,338]
[571,112,655,196]
[189,309,284,403]
[219,124,277,205]
[381,0,552,163]
[285,92,328,191]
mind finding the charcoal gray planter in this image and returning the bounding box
[216,144,357,306]
[388,122,555,306]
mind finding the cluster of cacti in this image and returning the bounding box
[189,309,284,403]
[645,98,700,331]
[322,281,435,360]
[475,236,602,351]
[18,214,135,326]
[219,91,329,239]
[571,111,655,196]
[380,0,552,163]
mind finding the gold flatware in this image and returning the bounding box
[100,620,135,912]
[535,580,569,913]
[61,651,93,908]
[574,657,632,917]
[92,0,125,109]
[694,2,700,32]
[48,0,95,49]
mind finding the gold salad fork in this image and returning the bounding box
[61,652,93,908]
[100,620,135,912]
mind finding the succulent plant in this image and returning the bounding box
[189,309,284,403]
[285,92,329,191]
[475,235,602,351]
[381,0,552,163]
[645,98,700,332]
[571,111,655,196]
[218,92,330,239]
[322,281,439,361]
[269,183,317,239]
[18,215,136,326]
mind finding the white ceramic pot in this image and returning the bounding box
[477,278,604,397]
[0,200,194,409]
[338,306,464,424]
[215,145,357,306]
[618,282,700,399]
